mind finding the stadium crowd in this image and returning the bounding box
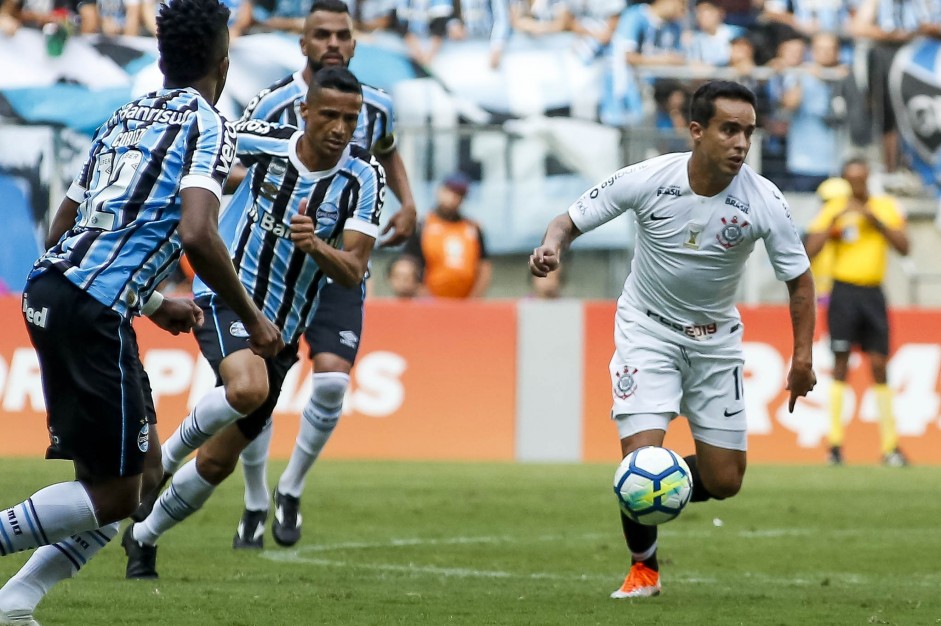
[1,0,939,196]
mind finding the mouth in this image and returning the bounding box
[728,155,744,168]
[320,54,343,65]
[324,138,345,151]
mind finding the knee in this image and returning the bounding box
[87,483,142,524]
[306,373,350,428]
[225,379,269,415]
[196,449,239,485]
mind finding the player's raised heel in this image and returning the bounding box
[610,562,661,599]
[122,524,159,579]
[272,491,302,547]
[233,509,268,549]
[0,609,40,625]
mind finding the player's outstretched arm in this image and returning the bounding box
[179,187,284,358]
[785,269,817,412]
[530,212,582,277]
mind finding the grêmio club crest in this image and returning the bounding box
[889,39,941,166]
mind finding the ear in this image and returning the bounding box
[300,99,308,119]
[689,120,704,143]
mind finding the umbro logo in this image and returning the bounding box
[723,408,744,417]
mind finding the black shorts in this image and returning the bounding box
[193,294,298,441]
[302,279,365,364]
[827,280,890,355]
[23,271,155,478]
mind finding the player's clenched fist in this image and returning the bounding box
[529,246,560,278]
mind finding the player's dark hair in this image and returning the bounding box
[689,81,757,127]
[310,0,350,14]
[310,66,363,99]
[157,0,230,86]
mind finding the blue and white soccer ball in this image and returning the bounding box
[613,446,693,526]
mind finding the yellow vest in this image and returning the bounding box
[806,196,904,286]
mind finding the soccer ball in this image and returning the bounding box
[613,446,693,526]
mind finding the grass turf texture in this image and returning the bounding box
[0,459,938,625]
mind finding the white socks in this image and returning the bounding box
[0,482,98,555]
[133,460,215,546]
[241,425,273,512]
[162,387,245,475]
[0,522,119,614]
[277,373,348,498]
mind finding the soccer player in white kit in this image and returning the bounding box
[530,81,818,598]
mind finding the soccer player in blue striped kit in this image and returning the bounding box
[230,0,418,549]
[122,65,386,579]
[0,0,283,622]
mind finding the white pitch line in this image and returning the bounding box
[258,531,941,588]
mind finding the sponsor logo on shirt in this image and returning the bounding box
[725,194,750,214]
[657,185,681,197]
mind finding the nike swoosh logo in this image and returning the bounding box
[723,408,744,417]
[650,213,669,221]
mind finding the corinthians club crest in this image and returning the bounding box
[614,365,638,400]
[716,215,750,249]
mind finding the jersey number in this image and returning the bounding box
[78,149,143,231]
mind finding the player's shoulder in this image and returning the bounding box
[734,165,792,219]
[244,74,303,115]
[361,83,395,112]
[617,152,688,186]
[344,145,382,180]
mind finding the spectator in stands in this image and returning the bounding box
[386,254,424,298]
[762,0,852,37]
[391,0,456,65]
[779,31,849,191]
[804,157,911,467]
[0,0,79,36]
[762,31,807,183]
[452,0,511,68]
[850,0,935,184]
[685,0,742,67]
[601,0,683,125]
[509,0,565,36]
[246,0,312,33]
[345,0,393,31]
[559,0,624,63]
[708,0,759,28]
[404,172,492,299]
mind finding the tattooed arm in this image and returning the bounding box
[785,269,817,412]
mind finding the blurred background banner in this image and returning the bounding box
[0,296,938,463]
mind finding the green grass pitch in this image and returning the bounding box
[0,459,938,625]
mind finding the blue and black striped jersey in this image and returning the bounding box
[194,120,385,344]
[31,87,236,318]
[239,70,396,155]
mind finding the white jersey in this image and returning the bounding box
[569,152,809,347]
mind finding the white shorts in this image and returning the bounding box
[609,315,747,451]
